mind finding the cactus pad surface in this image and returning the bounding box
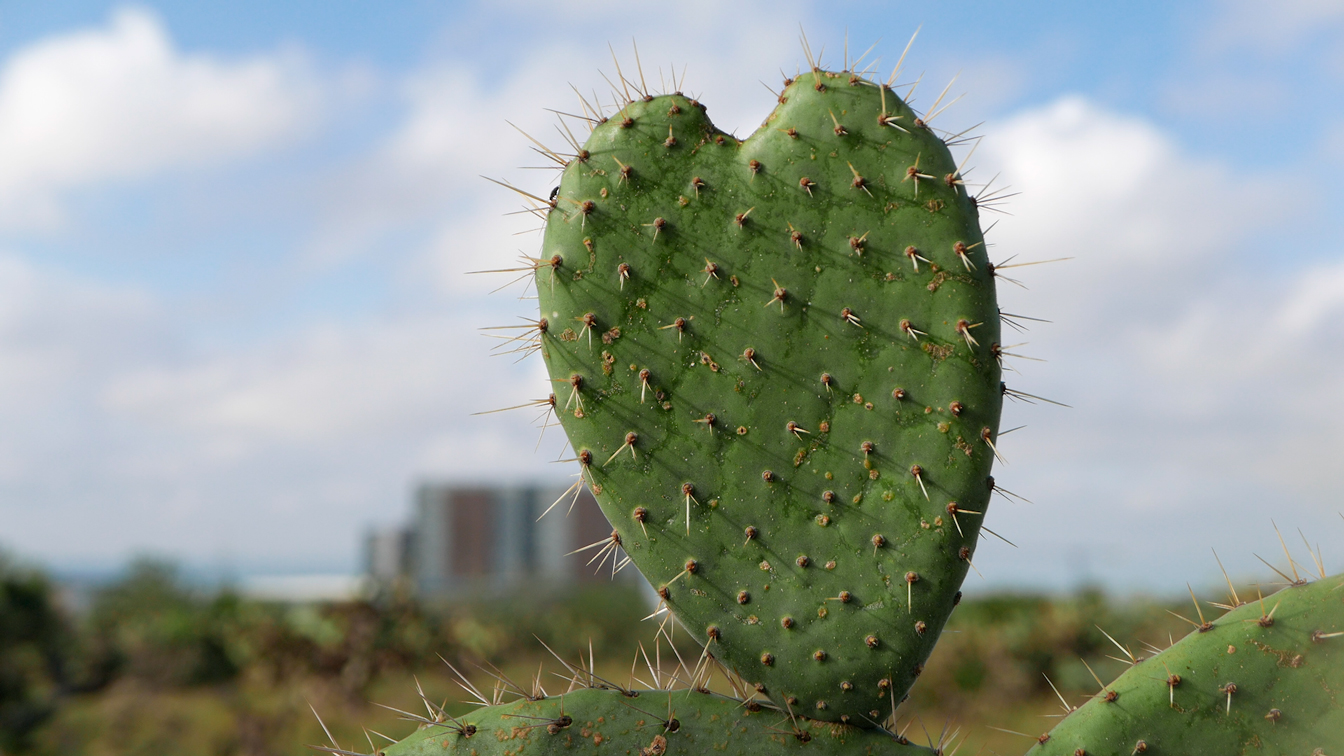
[383,686,930,755]
[535,68,1000,723]
[1028,574,1344,755]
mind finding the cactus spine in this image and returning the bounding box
[535,67,999,724]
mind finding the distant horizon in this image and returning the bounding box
[19,541,1317,601]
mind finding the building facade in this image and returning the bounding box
[366,482,631,599]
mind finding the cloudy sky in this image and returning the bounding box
[1,1,1342,592]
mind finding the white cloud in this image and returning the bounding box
[4,5,1338,592]
[985,97,1252,285]
[967,96,1344,591]
[0,7,321,229]
[1275,262,1344,331]
[3,1,831,570]
[0,253,156,411]
[90,8,820,462]
[0,267,559,568]
[0,253,158,490]
[302,0,810,273]
[101,314,544,444]
[1206,0,1344,52]
[0,2,816,572]
[1150,0,1344,164]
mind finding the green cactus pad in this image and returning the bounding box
[534,68,1000,723]
[1028,573,1344,755]
[382,686,930,755]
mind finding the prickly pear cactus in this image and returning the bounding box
[1028,574,1344,755]
[536,69,1000,723]
[383,686,931,755]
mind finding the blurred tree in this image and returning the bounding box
[0,554,71,753]
[82,558,240,688]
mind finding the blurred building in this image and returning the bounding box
[364,527,413,584]
[240,574,372,603]
[365,482,631,599]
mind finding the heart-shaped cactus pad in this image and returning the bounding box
[532,68,1001,724]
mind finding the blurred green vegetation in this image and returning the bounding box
[0,555,1220,756]
[0,555,70,753]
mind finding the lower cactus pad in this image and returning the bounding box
[381,685,932,755]
[1028,573,1344,755]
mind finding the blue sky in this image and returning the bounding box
[0,0,1342,593]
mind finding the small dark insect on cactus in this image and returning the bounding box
[349,37,1344,756]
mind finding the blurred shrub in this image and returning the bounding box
[22,564,654,755]
[9,555,1226,756]
[0,554,71,753]
[909,588,1190,719]
[80,559,236,689]
[66,560,652,700]
[76,560,457,699]
[442,584,652,663]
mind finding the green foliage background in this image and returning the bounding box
[0,553,1212,755]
